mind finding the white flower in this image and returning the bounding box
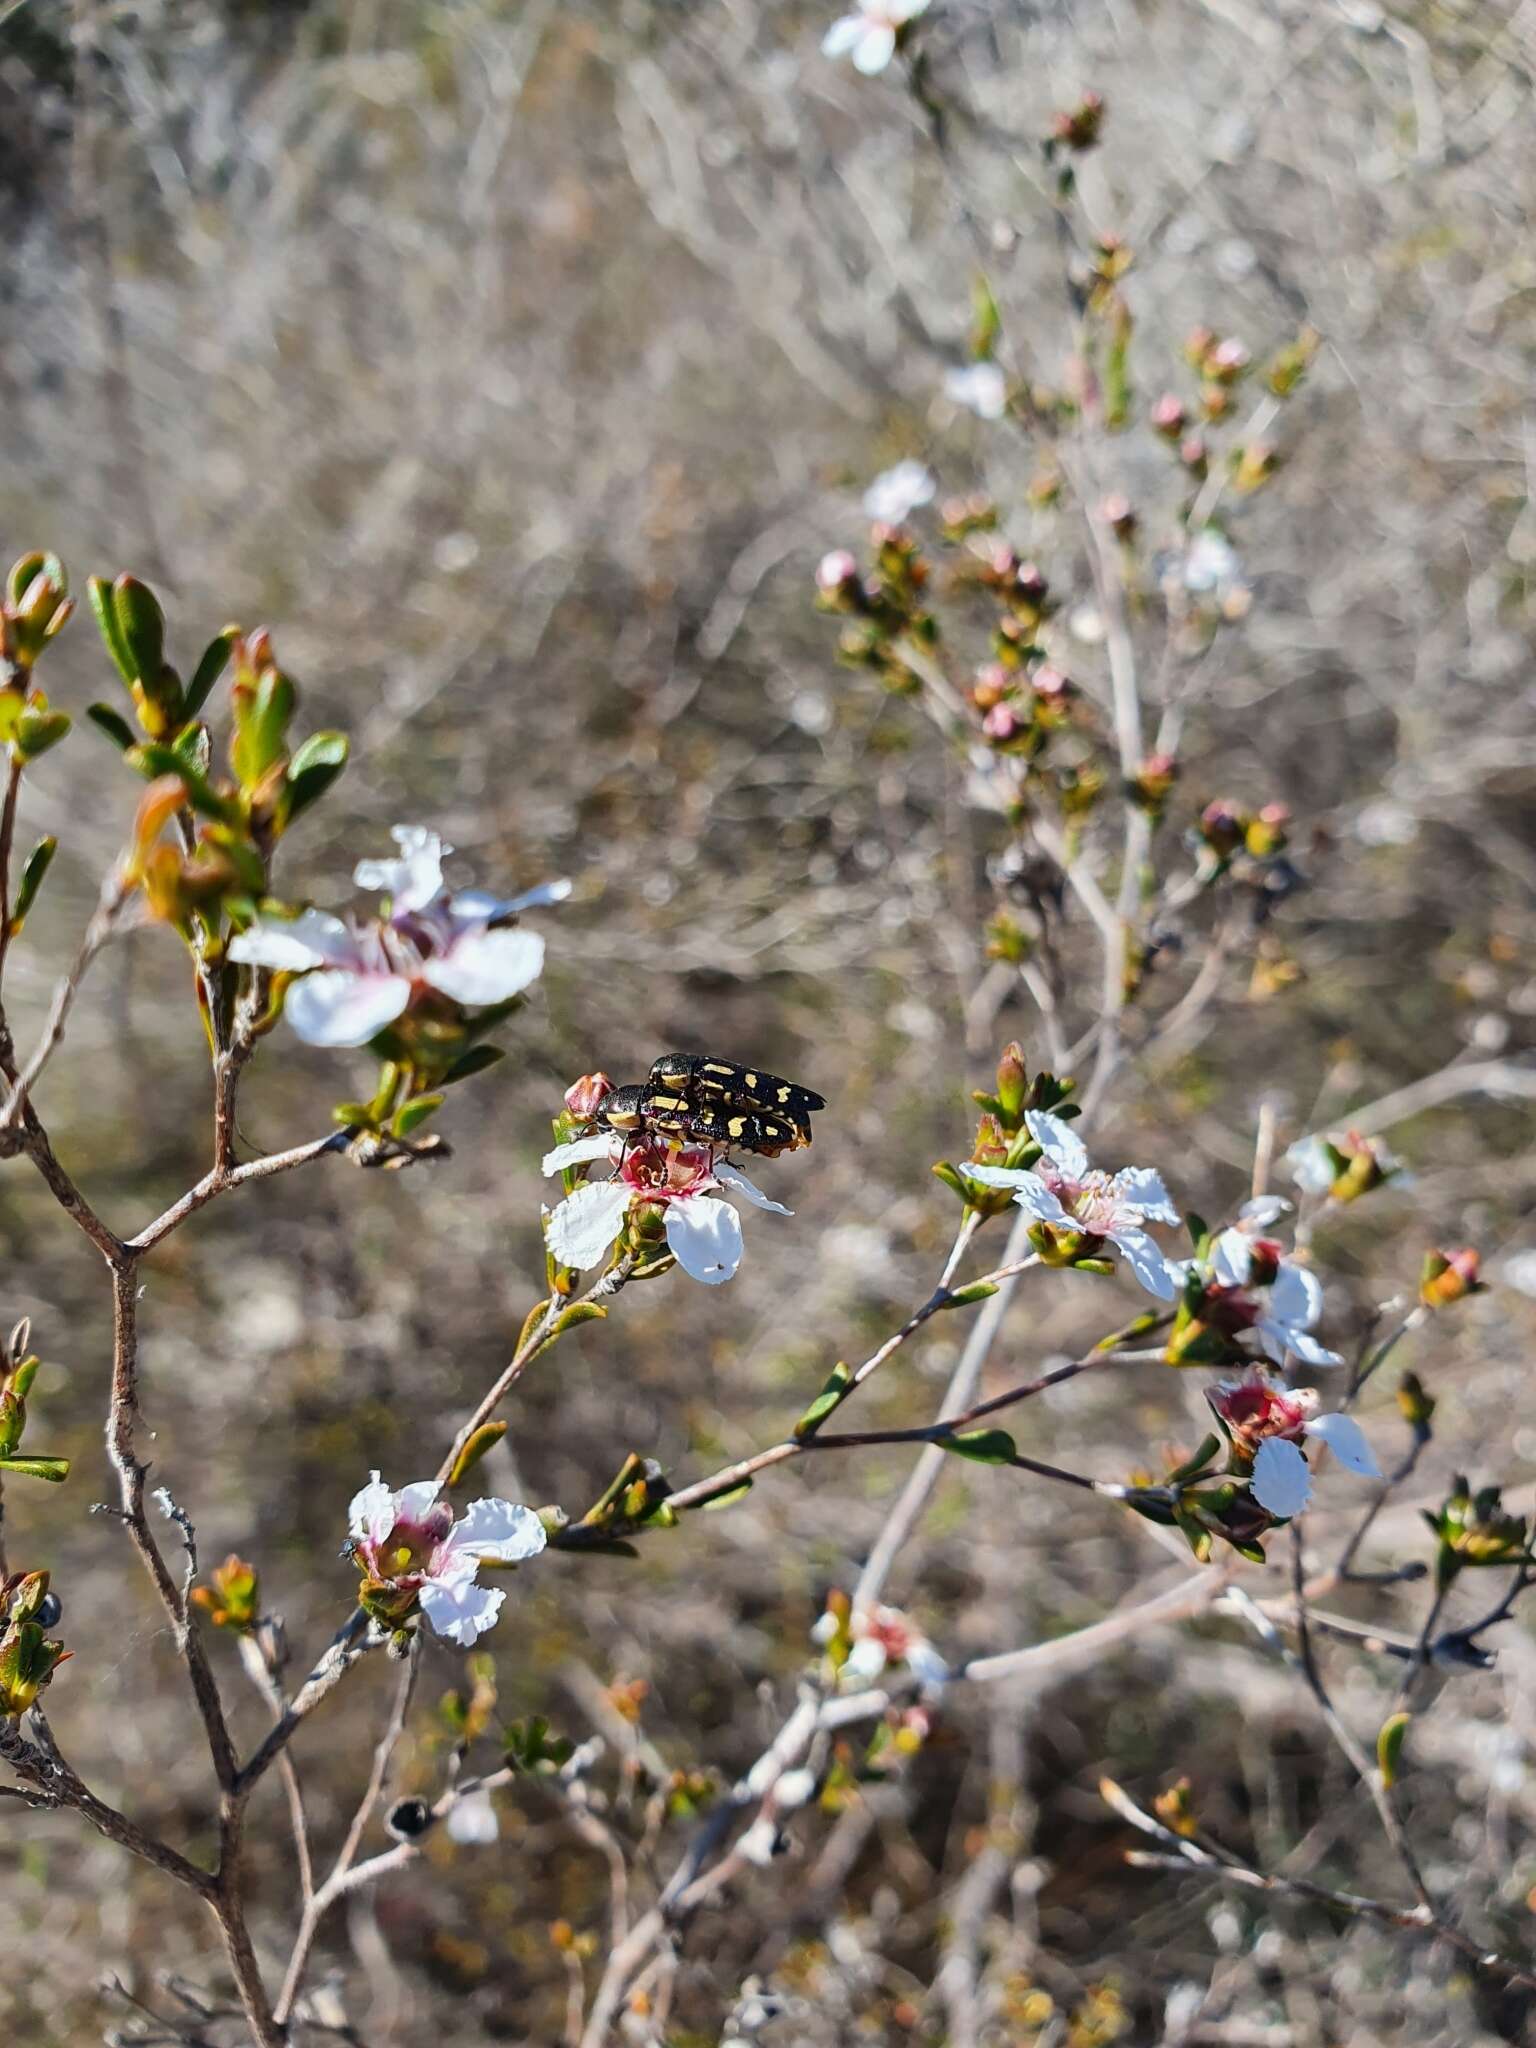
[230,826,567,1047]
[542,1133,789,1286]
[446,1788,500,1846]
[968,1112,1182,1299]
[1181,527,1241,594]
[835,1604,949,1693]
[861,459,936,524]
[1285,1135,1337,1195]
[944,361,1008,420]
[1201,1225,1343,1369]
[347,1472,546,1647]
[1251,1411,1379,1519]
[822,0,928,75]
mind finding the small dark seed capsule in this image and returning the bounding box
[36,1592,62,1628]
[386,1797,433,1842]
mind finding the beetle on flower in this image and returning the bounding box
[966,1111,1182,1298]
[346,1473,547,1646]
[229,825,568,1047]
[543,1131,790,1285]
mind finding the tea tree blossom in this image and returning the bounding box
[814,1602,950,1692]
[862,459,936,524]
[1184,1207,1343,1369]
[1209,1373,1378,1517]
[230,825,567,1047]
[542,1132,789,1285]
[346,1473,547,1646]
[822,0,929,76]
[944,361,1008,420]
[967,1112,1182,1298]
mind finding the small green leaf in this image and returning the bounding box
[1377,1711,1410,1788]
[7,554,47,607]
[552,1302,608,1336]
[794,1360,852,1439]
[111,574,165,681]
[0,1455,69,1483]
[931,1161,972,1202]
[449,1422,509,1488]
[441,1044,506,1087]
[1166,1433,1221,1485]
[392,1092,444,1137]
[942,1280,999,1309]
[701,1479,753,1511]
[10,836,56,935]
[282,731,349,825]
[183,628,238,721]
[942,1428,1017,1465]
[125,744,239,825]
[88,576,137,685]
[86,702,136,750]
[14,708,71,762]
[1184,1212,1208,1249]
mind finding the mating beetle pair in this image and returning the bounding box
[586,1053,825,1158]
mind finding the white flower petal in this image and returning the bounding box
[907,1640,951,1691]
[421,928,544,1006]
[448,879,572,923]
[1251,1437,1312,1518]
[967,1165,1071,1226]
[1024,1110,1090,1180]
[1239,1196,1291,1229]
[665,1194,744,1285]
[1113,1166,1181,1226]
[394,1481,444,1528]
[446,1788,499,1845]
[822,13,865,54]
[542,1133,622,1175]
[348,1471,395,1543]
[861,461,935,522]
[1285,1137,1336,1194]
[444,1497,548,1566]
[851,20,897,69]
[714,1160,792,1215]
[1302,1412,1380,1477]
[419,1574,506,1646]
[1254,1316,1290,1366]
[890,0,930,19]
[285,969,412,1047]
[1110,1227,1178,1300]
[228,910,357,974]
[1210,1229,1254,1288]
[1270,1261,1324,1332]
[546,1180,631,1270]
[843,1637,888,1680]
[944,362,1007,419]
[354,825,446,913]
[1287,1330,1345,1369]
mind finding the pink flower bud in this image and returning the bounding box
[564,1072,615,1120]
[816,550,858,593]
[1150,393,1186,438]
[983,703,1023,742]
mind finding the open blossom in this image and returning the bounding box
[229,826,568,1047]
[542,1132,789,1285]
[1183,1203,1343,1369]
[822,0,928,74]
[813,1602,949,1693]
[347,1474,546,1646]
[944,361,1008,420]
[862,459,935,524]
[1209,1374,1379,1517]
[967,1112,1182,1298]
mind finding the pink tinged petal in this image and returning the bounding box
[228,910,358,973]
[665,1195,744,1284]
[852,21,897,69]
[419,1574,506,1647]
[546,1180,631,1270]
[1251,1437,1312,1518]
[1024,1110,1090,1180]
[394,1481,445,1530]
[348,1472,397,1544]
[421,928,544,1006]
[354,825,446,913]
[542,1133,622,1175]
[1303,1412,1379,1477]
[713,1161,792,1215]
[1211,1229,1254,1288]
[285,968,412,1047]
[1109,1227,1178,1300]
[443,1498,548,1566]
[446,1789,499,1845]
[822,14,865,54]
[1113,1167,1180,1227]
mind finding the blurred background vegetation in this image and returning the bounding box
[4,0,1536,2042]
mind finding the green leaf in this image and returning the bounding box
[1166,1433,1221,1485]
[1184,1212,1208,1249]
[0,1455,69,1483]
[441,1044,506,1087]
[942,1427,1017,1465]
[942,1280,999,1309]
[6,554,47,607]
[14,709,71,762]
[701,1479,753,1511]
[392,1092,444,1137]
[282,731,348,825]
[86,702,136,750]
[553,1301,609,1336]
[183,628,237,721]
[970,272,1002,359]
[449,1422,508,1488]
[793,1360,852,1439]
[1377,1710,1410,1788]
[111,575,165,681]
[88,577,137,686]
[10,836,57,934]
[126,744,239,825]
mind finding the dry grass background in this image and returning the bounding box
[3,1,1536,2042]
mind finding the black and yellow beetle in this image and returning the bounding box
[589,1054,825,1158]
